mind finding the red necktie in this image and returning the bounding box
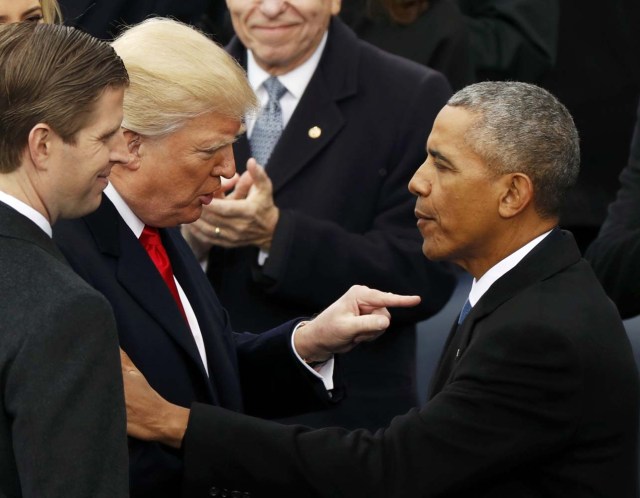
[139,225,188,323]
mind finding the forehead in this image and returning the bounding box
[428,106,477,149]
[169,111,242,149]
[0,0,40,17]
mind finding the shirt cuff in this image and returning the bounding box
[257,249,269,266]
[291,322,335,391]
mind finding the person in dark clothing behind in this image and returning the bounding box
[542,0,640,252]
[340,0,473,90]
[58,0,208,39]
[457,0,560,83]
[586,100,640,318]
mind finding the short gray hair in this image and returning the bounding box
[448,81,580,218]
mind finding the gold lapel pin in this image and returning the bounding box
[308,126,322,139]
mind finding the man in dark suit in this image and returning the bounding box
[183,0,456,432]
[53,17,421,498]
[586,100,640,318]
[0,23,130,497]
[122,81,639,497]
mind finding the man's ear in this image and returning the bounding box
[123,129,142,170]
[498,172,534,219]
[27,123,56,170]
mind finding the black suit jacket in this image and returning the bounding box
[207,17,456,431]
[182,230,639,498]
[586,103,640,318]
[0,201,128,497]
[54,197,336,498]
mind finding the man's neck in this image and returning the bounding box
[0,168,52,224]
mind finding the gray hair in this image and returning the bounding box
[448,81,580,218]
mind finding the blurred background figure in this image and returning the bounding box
[0,0,61,24]
[586,102,640,319]
[183,0,457,432]
[57,0,208,39]
[457,0,560,83]
[541,0,640,252]
[340,0,473,90]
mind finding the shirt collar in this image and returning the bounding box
[247,30,328,100]
[468,230,553,306]
[0,189,52,237]
[104,182,145,238]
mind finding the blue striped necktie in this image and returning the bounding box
[250,76,287,166]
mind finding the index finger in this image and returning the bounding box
[349,285,421,309]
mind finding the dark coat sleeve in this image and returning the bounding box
[180,263,638,497]
[178,324,584,497]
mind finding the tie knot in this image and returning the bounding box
[140,225,161,248]
[263,76,287,102]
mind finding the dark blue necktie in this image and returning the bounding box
[458,299,472,325]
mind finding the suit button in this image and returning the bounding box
[221,489,229,497]
[209,487,219,497]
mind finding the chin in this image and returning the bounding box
[178,207,202,226]
[422,242,447,262]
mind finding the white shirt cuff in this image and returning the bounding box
[291,322,334,391]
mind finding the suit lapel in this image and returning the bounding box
[228,18,358,192]
[429,229,582,396]
[162,229,229,403]
[84,199,207,377]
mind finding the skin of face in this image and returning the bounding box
[226,0,341,75]
[409,105,507,275]
[111,111,241,228]
[39,86,129,220]
[0,0,44,23]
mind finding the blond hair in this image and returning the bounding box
[41,0,62,23]
[112,17,257,137]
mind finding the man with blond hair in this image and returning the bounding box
[0,22,129,498]
[53,17,420,498]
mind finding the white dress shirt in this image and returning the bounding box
[467,230,553,307]
[0,190,52,237]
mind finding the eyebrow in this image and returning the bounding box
[197,134,241,153]
[428,147,453,165]
[0,7,43,21]
[98,124,122,141]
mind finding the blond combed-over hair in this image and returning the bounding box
[112,17,257,137]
